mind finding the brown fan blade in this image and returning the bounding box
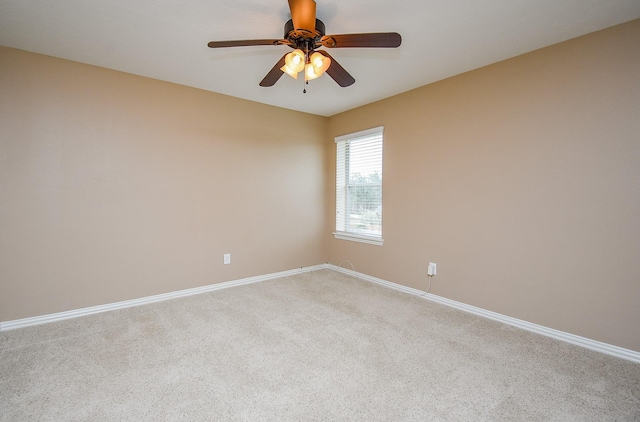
[259,54,288,87]
[288,0,316,33]
[208,39,285,48]
[320,33,402,48]
[317,50,355,87]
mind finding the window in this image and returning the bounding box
[334,126,384,246]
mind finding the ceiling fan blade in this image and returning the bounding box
[259,54,288,87]
[317,50,355,87]
[320,33,402,48]
[208,39,286,48]
[288,0,316,33]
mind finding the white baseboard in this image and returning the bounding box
[325,264,640,364]
[4,263,639,364]
[0,264,326,332]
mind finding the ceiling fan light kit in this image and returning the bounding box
[207,0,401,91]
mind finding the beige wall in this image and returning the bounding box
[2,19,639,353]
[0,46,327,320]
[326,20,640,351]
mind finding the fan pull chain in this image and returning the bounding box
[303,45,309,93]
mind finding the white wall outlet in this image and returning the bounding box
[427,262,437,276]
[223,253,231,265]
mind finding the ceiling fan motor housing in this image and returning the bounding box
[284,18,326,49]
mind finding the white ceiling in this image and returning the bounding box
[1,0,639,117]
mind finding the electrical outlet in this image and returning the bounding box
[427,262,437,276]
[224,253,231,265]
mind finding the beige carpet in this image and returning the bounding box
[1,269,639,421]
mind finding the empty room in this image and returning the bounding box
[1,0,639,420]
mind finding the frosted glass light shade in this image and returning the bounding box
[281,49,305,78]
[305,63,320,80]
[281,65,299,79]
[309,52,331,75]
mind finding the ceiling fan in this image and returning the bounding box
[207,0,402,91]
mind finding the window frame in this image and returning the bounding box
[333,126,384,246]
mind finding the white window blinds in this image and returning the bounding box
[335,126,383,245]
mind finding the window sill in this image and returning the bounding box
[333,231,384,246]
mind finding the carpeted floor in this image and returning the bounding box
[1,269,639,421]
